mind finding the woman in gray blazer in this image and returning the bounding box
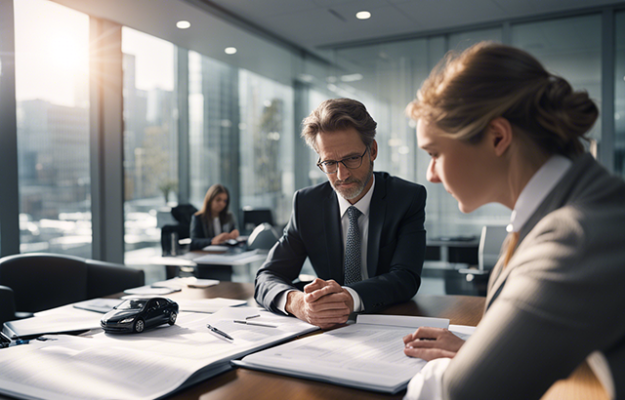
[190,184,239,250]
[403,42,625,399]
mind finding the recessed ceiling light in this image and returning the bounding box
[225,47,237,55]
[356,11,371,20]
[176,20,191,29]
[341,73,363,82]
[298,74,314,83]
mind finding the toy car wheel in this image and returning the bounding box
[133,319,145,333]
[168,312,177,325]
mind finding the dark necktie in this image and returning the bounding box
[344,206,362,285]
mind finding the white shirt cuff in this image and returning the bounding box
[276,289,297,315]
[343,286,364,312]
[404,357,451,400]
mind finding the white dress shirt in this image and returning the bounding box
[212,217,222,236]
[276,176,376,315]
[405,155,580,400]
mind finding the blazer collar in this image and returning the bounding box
[485,154,596,310]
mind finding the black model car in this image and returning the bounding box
[100,297,178,333]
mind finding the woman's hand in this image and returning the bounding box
[403,327,465,361]
[211,233,230,245]
[228,229,240,240]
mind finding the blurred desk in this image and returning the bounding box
[427,236,479,263]
[151,249,267,281]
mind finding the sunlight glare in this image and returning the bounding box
[47,33,84,71]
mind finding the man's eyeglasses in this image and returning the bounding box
[316,147,369,174]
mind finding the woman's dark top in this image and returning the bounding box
[189,212,236,250]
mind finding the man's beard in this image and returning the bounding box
[331,162,373,201]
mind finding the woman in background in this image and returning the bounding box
[190,184,239,250]
[403,42,625,399]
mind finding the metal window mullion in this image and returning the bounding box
[0,0,20,257]
[601,9,616,172]
[89,17,124,263]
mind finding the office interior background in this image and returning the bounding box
[0,0,624,285]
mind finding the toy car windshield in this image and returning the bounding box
[116,299,146,310]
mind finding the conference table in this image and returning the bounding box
[0,282,605,400]
[141,282,605,400]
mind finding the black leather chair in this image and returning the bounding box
[242,207,274,234]
[161,203,198,256]
[0,253,145,316]
[0,285,17,326]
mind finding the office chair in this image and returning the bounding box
[161,203,198,256]
[242,207,274,233]
[0,253,145,315]
[0,285,17,326]
[452,225,507,296]
[247,223,280,251]
[478,225,508,272]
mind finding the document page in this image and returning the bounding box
[238,323,429,393]
[0,335,204,400]
[0,307,317,400]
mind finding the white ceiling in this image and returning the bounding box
[51,0,624,79]
[202,0,624,51]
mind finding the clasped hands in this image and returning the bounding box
[284,278,464,359]
[403,327,465,361]
[211,229,240,245]
[285,278,353,329]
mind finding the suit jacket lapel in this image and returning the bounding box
[367,173,385,279]
[323,190,344,284]
[485,154,595,311]
[485,235,513,310]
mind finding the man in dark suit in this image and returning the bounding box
[255,98,427,328]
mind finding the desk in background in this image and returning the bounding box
[151,249,268,282]
[424,236,486,296]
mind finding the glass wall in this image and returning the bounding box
[333,28,508,239]
[1,0,623,267]
[616,11,625,177]
[122,27,177,263]
[239,70,295,229]
[14,0,91,257]
[188,51,240,213]
[512,15,603,147]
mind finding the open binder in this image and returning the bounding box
[0,307,317,400]
[234,314,474,394]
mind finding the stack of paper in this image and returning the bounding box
[123,277,219,296]
[176,298,247,313]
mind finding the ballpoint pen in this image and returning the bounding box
[233,320,277,328]
[206,324,234,341]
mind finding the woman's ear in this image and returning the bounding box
[488,117,513,157]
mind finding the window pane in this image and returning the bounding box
[512,15,602,148]
[239,70,294,230]
[189,51,239,210]
[14,0,91,257]
[616,11,625,177]
[122,27,177,263]
[333,28,507,239]
[448,28,502,51]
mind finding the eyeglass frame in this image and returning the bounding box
[316,147,370,175]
